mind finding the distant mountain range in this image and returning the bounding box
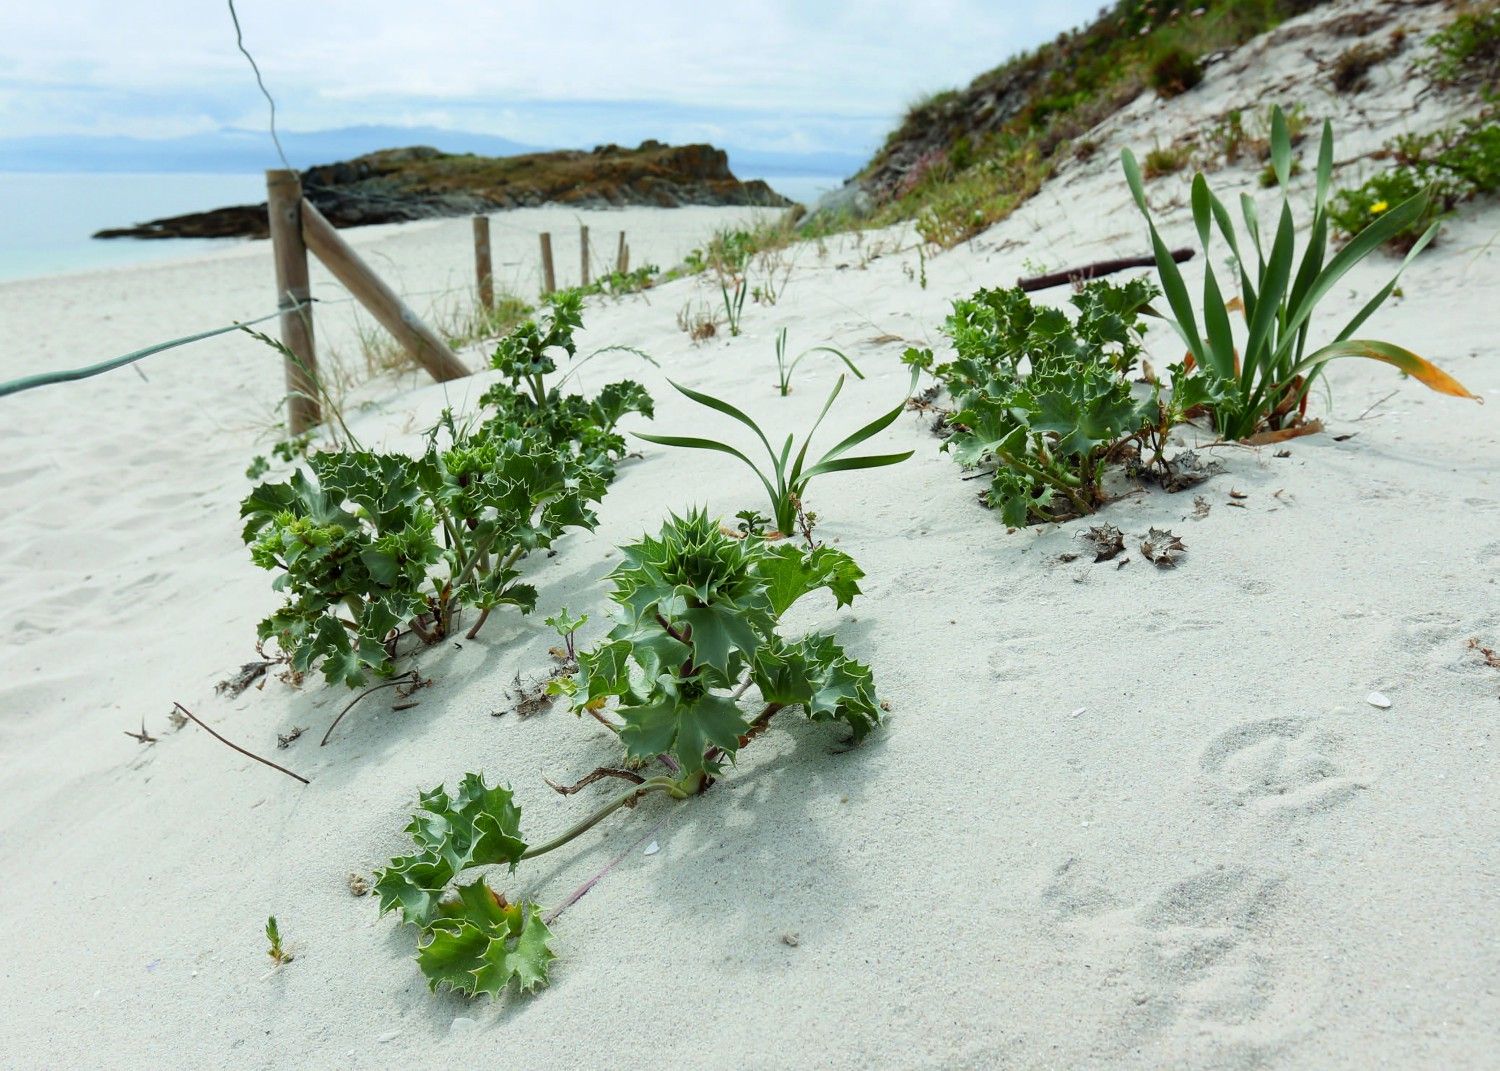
[0,125,863,180]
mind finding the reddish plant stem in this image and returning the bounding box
[320,671,421,746]
[172,702,309,785]
[545,767,646,796]
[464,607,492,641]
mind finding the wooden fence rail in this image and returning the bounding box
[265,171,319,434]
[539,232,557,295]
[265,168,471,433]
[473,216,494,309]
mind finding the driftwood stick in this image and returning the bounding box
[172,702,309,785]
[1018,248,1194,292]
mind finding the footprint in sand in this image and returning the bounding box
[1043,861,1315,1063]
[1128,867,1311,1054]
[1198,716,1366,815]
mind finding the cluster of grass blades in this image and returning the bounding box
[773,328,863,396]
[636,370,917,537]
[1122,105,1479,442]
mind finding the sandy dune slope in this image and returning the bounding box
[0,2,1495,1067]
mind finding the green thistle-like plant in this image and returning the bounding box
[906,277,1160,526]
[375,510,886,999]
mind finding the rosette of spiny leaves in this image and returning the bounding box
[372,773,556,998]
[561,510,881,781]
[477,291,654,478]
[904,278,1159,527]
[374,511,888,1002]
[241,424,604,688]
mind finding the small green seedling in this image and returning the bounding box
[773,328,863,396]
[636,370,917,536]
[266,916,293,966]
[720,275,748,336]
[544,607,587,661]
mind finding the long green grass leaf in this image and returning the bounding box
[633,433,779,506]
[1242,201,1297,385]
[1314,119,1333,212]
[1206,186,1258,316]
[801,451,916,481]
[1281,187,1431,343]
[1191,175,1214,250]
[813,369,918,468]
[1121,149,1150,212]
[1270,106,1292,189]
[1291,339,1480,400]
[1201,263,1237,380]
[1332,222,1438,343]
[1148,223,1207,368]
[665,379,775,464]
[789,375,848,485]
[789,346,864,381]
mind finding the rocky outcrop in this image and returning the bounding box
[95,141,790,240]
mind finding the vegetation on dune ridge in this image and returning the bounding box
[844,0,1334,246]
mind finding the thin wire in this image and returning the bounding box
[226,0,293,174]
[0,302,309,399]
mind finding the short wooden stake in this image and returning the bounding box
[298,198,469,382]
[539,232,556,295]
[615,231,628,275]
[472,215,494,309]
[265,169,319,435]
[579,225,590,287]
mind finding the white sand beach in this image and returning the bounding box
[1,2,1496,1067]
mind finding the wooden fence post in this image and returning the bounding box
[298,199,469,382]
[615,231,628,275]
[472,216,493,309]
[539,232,556,296]
[265,169,319,435]
[579,225,590,288]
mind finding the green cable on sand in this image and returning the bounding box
[0,304,305,400]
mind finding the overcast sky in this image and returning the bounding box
[1,1,1101,157]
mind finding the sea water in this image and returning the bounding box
[0,170,842,283]
[0,172,266,282]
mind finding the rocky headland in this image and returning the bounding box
[95,140,789,239]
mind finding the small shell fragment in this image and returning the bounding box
[643,841,660,856]
[1366,691,1392,709]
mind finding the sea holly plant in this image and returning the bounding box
[477,290,656,478]
[373,773,555,997]
[375,510,886,998]
[241,423,605,688]
[243,302,657,689]
[1122,105,1479,442]
[904,278,1161,526]
[637,371,917,536]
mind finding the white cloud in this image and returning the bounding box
[0,0,1102,153]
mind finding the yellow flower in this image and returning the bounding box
[1370,200,1389,214]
